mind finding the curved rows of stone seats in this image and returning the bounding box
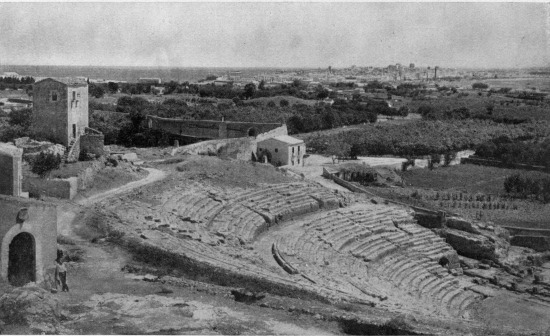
[271,233,387,303]
[209,204,267,242]
[162,192,224,225]
[232,183,340,223]
[196,183,343,243]
[270,204,481,317]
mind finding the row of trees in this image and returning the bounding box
[475,136,550,168]
[504,173,550,203]
[0,76,35,84]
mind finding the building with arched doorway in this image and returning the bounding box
[0,195,57,286]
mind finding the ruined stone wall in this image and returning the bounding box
[0,195,57,285]
[0,143,23,197]
[503,226,550,238]
[147,115,283,139]
[172,137,257,161]
[32,79,69,146]
[23,177,78,200]
[510,236,550,252]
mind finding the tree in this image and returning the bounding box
[279,99,290,107]
[292,79,303,88]
[258,80,266,90]
[89,83,105,98]
[164,81,179,95]
[398,106,409,117]
[31,152,61,177]
[107,82,119,94]
[243,83,256,100]
[327,140,351,163]
[472,82,489,90]
[418,105,436,120]
[8,108,33,128]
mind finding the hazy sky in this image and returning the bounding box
[0,2,548,69]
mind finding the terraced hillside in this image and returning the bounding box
[99,168,487,321]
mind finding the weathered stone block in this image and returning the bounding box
[446,217,481,234]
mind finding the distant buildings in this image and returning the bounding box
[138,78,162,85]
[0,72,23,80]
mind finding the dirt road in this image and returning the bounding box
[76,167,166,206]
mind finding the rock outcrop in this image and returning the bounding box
[14,137,65,161]
[442,223,510,263]
[0,284,65,333]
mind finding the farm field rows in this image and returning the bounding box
[392,164,550,229]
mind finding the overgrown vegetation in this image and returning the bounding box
[475,136,550,168]
[31,152,62,177]
[304,119,550,157]
[504,173,550,203]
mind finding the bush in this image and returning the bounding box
[31,152,62,177]
[472,82,489,90]
[8,108,33,128]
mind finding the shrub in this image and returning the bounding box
[31,152,62,177]
[472,82,489,90]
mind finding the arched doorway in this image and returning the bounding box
[8,232,36,286]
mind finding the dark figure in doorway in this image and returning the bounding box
[55,255,69,292]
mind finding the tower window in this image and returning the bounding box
[51,91,58,102]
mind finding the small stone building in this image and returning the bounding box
[0,142,57,287]
[257,135,306,167]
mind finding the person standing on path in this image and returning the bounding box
[55,255,69,292]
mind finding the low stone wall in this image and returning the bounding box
[510,236,550,252]
[322,167,376,195]
[23,176,78,200]
[461,157,550,173]
[172,137,257,161]
[503,226,550,238]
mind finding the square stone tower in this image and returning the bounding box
[32,78,89,147]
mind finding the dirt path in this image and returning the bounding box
[76,167,166,207]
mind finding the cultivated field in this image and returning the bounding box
[394,164,550,228]
[400,164,549,195]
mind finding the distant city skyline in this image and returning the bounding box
[0,2,548,69]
